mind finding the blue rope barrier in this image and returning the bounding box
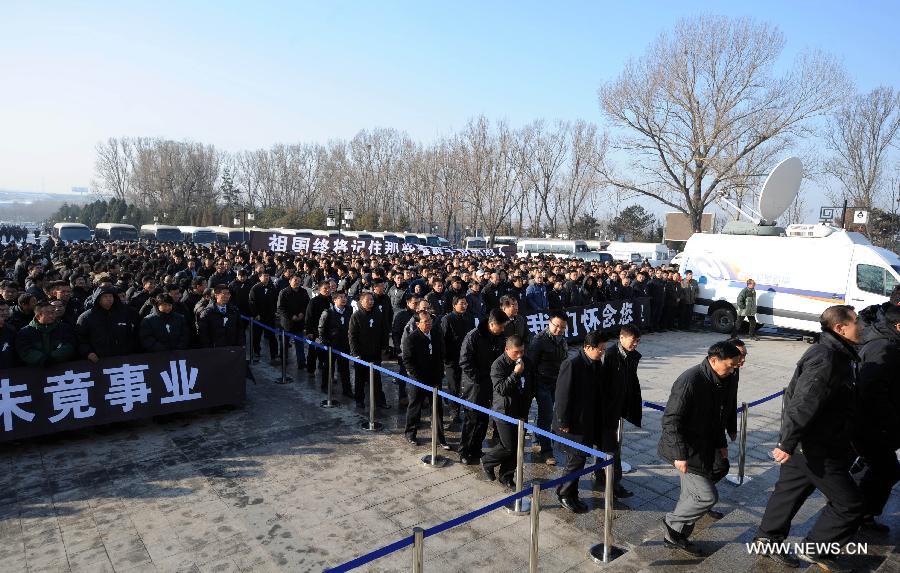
[323,534,416,573]
[642,400,666,412]
[746,388,785,409]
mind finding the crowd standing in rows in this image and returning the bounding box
[0,234,895,570]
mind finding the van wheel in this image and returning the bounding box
[710,308,736,334]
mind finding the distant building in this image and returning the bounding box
[664,212,715,242]
[71,186,89,194]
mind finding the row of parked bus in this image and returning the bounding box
[49,222,454,247]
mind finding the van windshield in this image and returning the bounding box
[575,244,589,252]
[59,227,91,242]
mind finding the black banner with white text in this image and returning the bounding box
[524,298,650,342]
[0,347,246,442]
[249,231,511,257]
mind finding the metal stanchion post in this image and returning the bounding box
[506,419,531,515]
[277,331,293,384]
[320,347,340,408]
[421,386,449,467]
[529,483,540,573]
[726,401,751,485]
[589,462,624,563]
[617,417,633,474]
[412,527,424,573]
[360,364,383,431]
[249,320,258,363]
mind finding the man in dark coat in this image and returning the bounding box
[457,308,509,464]
[249,271,279,362]
[76,286,138,361]
[753,306,866,570]
[480,335,534,488]
[391,295,420,404]
[180,278,207,342]
[402,311,450,448]
[9,293,35,331]
[317,291,353,396]
[15,301,76,367]
[277,274,310,369]
[305,280,332,376]
[440,296,475,423]
[852,304,899,532]
[526,310,569,464]
[139,294,189,352]
[197,285,243,348]
[553,330,608,513]
[647,270,666,332]
[658,341,740,557]
[348,291,390,409]
[598,323,642,498]
[0,300,16,369]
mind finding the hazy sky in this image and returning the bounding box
[2,0,898,214]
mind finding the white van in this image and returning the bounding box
[516,239,590,258]
[606,242,672,266]
[682,224,900,333]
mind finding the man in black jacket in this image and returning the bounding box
[853,304,900,532]
[139,294,189,352]
[647,270,666,332]
[598,324,642,498]
[181,278,207,342]
[658,341,740,557]
[76,286,138,362]
[249,271,279,363]
[317,291,353,396]
[480,335,534,488]
[754,305,867,570]
[0,300,16,369]
[391,295,420,405]
[458,308,509,464]
[402,311,450,448]
[197,285,243,348]
[348,291,390,409]
[526,310,569,465]
[305,280,332,376]
[441,296,475,423]
[277,275,310,369]
[553,330,608,513]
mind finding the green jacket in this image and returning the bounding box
[15,319,77,367]
[680,278,699,305]
[736,287,757,317]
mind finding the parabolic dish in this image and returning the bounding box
[758,157,803,222]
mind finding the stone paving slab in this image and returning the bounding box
[0,330,896,572]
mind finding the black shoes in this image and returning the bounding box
[406,436,418,446]
[376,402,391,410]
[499,476,516,490]
[661,518,704,557]
[860,516,890,533]
[479,461,496,482]
[750,538,800,568]
[559,497,589,514]
[614,485,633,498]
[707,509,724,520]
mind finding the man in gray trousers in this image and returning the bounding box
[657,341,743,556]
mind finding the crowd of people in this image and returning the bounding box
[1,233,896,570]
[0,225,32,245]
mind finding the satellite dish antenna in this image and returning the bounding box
[715,156,803,225]
[757,157,802,223]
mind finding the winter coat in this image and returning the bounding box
[525,283,548,312]
[854,312,900,454]
[526,329,569,386]
[465,290,487,320]
[305,293,332,337]
[75,288,138,358]
[402,328,444,387]
[425,290,449,317]
[15,319,77,367]
[603,342,643,429]
[490,353,535,418]
[197,303,243,348]
[391,308,415,350]
[681,278,699,305]
[736,287,757,317]
[553,349,603,449]
[139,309,189,352]
[0,323,16,369]
[317,305,351,351]
[441,311,476,364]
[248,281,278,320]
[459,321,507,405]
[503,314,531,345]
[779,330,859,458]
[657,358,728,478]
[277,286,310,333]
[227,279,253,316]
[348,307,387,358]
[647,278,666,303]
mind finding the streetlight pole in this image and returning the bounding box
[326,205,353,237]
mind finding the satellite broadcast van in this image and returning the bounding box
[684,157,900,334]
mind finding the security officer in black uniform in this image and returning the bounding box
[754,305,866,570]
[402,310,450,448]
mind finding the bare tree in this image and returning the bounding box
[93,137,134,200]
[825,86,900,210]
[598,15,849,231]
[558,120,608,234]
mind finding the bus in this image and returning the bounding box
[464,235,518,249]
[516,238,590,258]
[140,224,184,242]
[209,226,248,244]
[94,223,138,241]
[177,226,217,244]
[52,222,92,243]
[413,233,449,247]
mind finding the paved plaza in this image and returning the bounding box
[0,330,897,572]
